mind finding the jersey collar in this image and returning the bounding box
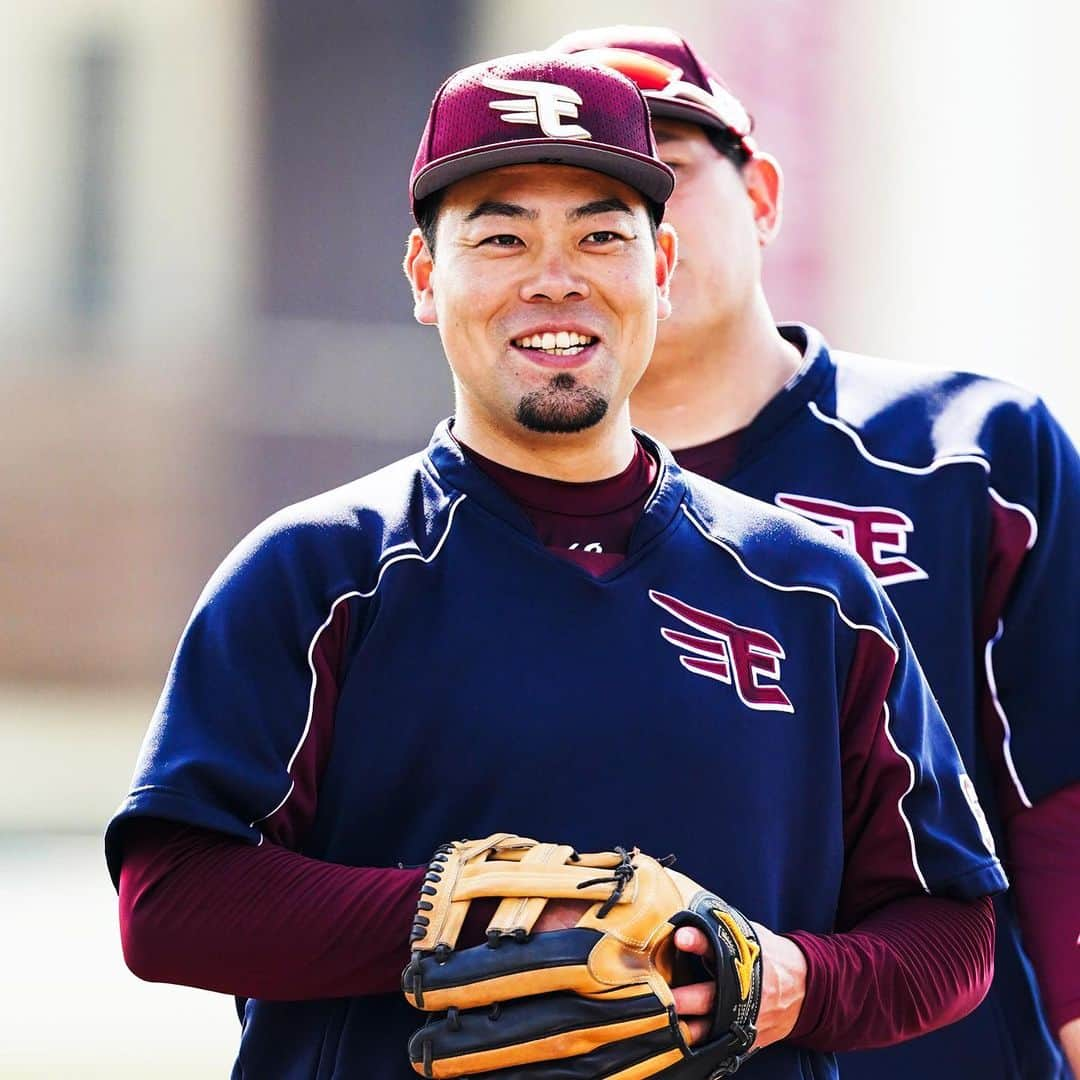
[422,420,688,554]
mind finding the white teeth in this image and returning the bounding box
[514,332,596,352]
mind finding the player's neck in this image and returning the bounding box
[452,404,639,483]
[631,305,802,451]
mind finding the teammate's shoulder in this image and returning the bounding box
[678,468,886,615]
[826,345,1049,466]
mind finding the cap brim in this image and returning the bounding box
[643,96,749,143]
[412,138,674,208]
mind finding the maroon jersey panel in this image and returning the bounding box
[260,599,350,850]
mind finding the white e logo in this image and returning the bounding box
[482,76,591,140]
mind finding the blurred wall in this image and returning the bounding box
[0,0,255,349]
[826,0,1080,439]
[243,0,461,517]
[0,0,256,684]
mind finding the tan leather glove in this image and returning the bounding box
[402,833,762,1078]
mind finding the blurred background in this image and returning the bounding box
[2,0,1078,1074]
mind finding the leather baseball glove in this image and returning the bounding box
[402,833,762,1078]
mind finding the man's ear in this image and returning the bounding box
[403,229,437,325]
[744,153,784,246]
[654,222,678,321]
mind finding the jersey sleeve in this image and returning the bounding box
[105,514,355,885]
[979,399,1080,814]
[836,589,1008,929]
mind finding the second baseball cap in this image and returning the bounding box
[410,52,675,213]
[550,26,755,155]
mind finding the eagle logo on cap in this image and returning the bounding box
[482,75,592,140]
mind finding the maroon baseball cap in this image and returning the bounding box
[549,26,756,155]
[410,52,675,213]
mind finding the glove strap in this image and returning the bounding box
[669,891,763,1076]
[487,843,578,937]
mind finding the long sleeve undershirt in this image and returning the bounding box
[117,818,994,1048]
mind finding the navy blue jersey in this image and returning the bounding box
[700,325,1079,1079]
[107,422,1005,1080]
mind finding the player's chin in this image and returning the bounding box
[514,379,609,434]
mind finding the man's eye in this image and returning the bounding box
[480,234,523,247]
[584,230,624,244]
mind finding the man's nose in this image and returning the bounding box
[519,254,590,303]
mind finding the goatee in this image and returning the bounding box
[515,373,608,434]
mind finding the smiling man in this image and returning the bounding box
[107,54,1007,1080]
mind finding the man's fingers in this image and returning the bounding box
[674,926,711,955]
[672,979,715,1018]
[684,1017,711,1045]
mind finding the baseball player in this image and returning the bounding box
[552,25,1080,1080]
[108,53,1006,1079]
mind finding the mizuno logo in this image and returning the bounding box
[483,76,591,139]
[712,907,760,1001]
[650,590,793,713]
[775,493,928,587]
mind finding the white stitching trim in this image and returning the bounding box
[983,620,1033,810]
[250,492,468,831]
[982,488,1038,810]
[806,401,991,476]
[681,504,929,892]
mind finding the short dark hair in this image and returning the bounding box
[413,191,664,258]
[414,191,445,255]
[704,126,753,170]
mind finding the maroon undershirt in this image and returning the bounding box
[117,434,1008,1050]
[461,436,657,575]
[671,428,743,483]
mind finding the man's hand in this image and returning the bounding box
[534,899,795,1049]
[671,922,807,1049]
[532,898,592,933]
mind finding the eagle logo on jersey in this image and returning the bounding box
[483,76,591,139]
[774,493,928,587]
[649,590,793,713]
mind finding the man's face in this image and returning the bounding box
[406,164,675,440]
[650,118,779,354]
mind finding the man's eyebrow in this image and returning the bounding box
[463,201,537,222]
[567,198,635,221]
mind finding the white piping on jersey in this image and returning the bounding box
[806,401,992,476]
[681,504,930,893]
[250,492,468,837]
[806,401,1039,545]
[982,488,1038,811]
[983,621,1033,809]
